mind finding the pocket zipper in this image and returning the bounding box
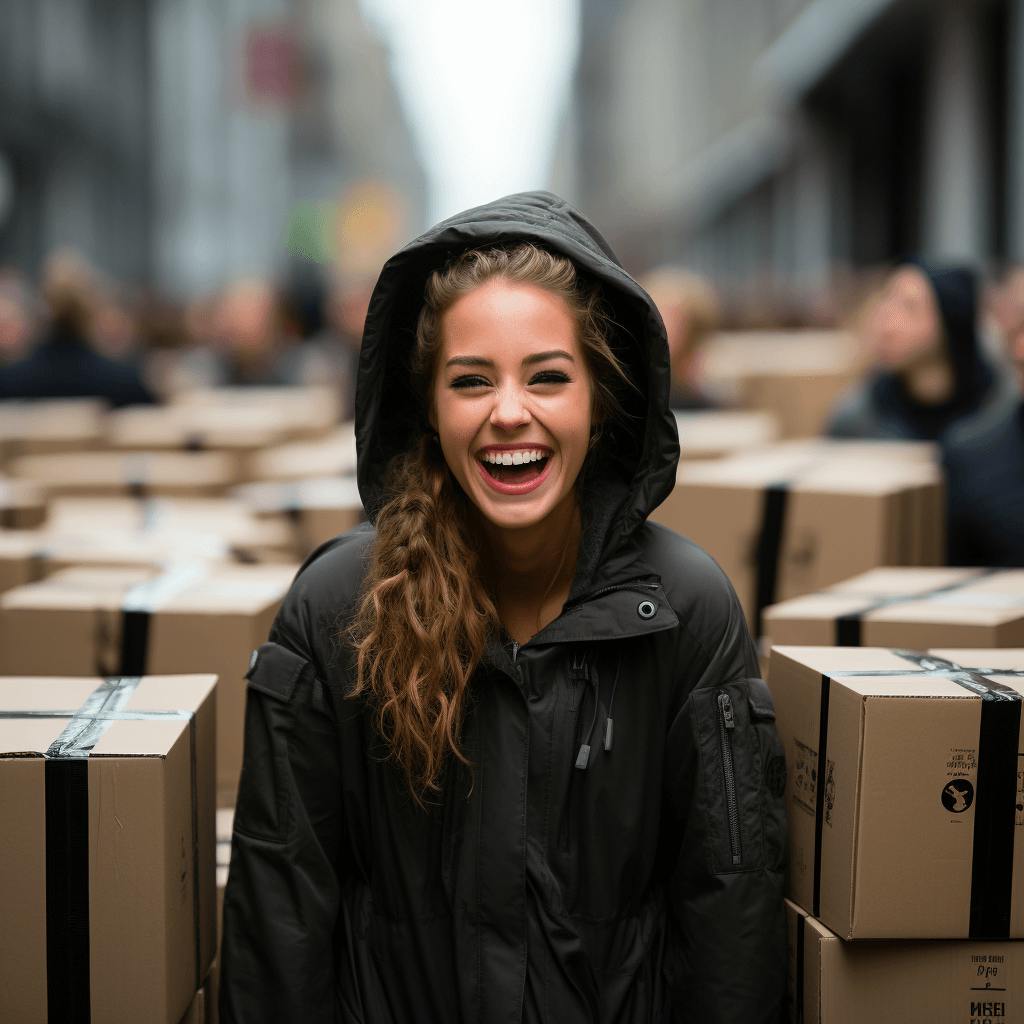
[717,691,743,867]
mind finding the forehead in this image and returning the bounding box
[439,279,579,356]
[888,267,933,304]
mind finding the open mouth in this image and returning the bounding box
[478,450,551,485]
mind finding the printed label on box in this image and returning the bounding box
[793,738,817,816]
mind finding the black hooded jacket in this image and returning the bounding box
[827,262,1016,441]
[220,192,787,1023]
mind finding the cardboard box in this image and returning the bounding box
[107,404,291,454]
[0,398,108,462]
[766,568,1024,649]
[0,673,216,1024]
[178,981,209,1024]
[247,423,357,482]
[232,476,363,558]
[171,386,341,440]
[786,899,1023,1024]
[673,409,778,462]
[701,331,862,438]
[45,496,295,563]
[651,442,945,635]
[0,477,46,528]
[8,450,239,498]
[0,563,297,804]
[769,645,1024,939]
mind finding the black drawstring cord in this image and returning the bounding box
[575,662,601,770]
[604,648,623,753]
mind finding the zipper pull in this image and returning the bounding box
[718,692,735,729]
[511,640,519,663]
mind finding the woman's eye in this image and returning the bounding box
[529,371,572,385]
[450,375,490,389]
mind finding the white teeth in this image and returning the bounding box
[480,449,548,465]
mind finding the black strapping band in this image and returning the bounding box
[753,482,789,638]
[45,758,90,1024]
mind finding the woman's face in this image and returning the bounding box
[430,278,594,536]
[867,267,943,371]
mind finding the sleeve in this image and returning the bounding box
[661,580,787,1024]
[219,628,346,1024]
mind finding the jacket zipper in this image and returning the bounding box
[717,691,743,867]
[559,654,590,853]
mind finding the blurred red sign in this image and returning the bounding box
[245,25,296,104]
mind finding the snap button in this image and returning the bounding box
[637,599,657,620]
[247,648,259,673]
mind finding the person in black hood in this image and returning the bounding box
[941,270,1024,566]
[220,191,787,1023]
[826,261,1016,441]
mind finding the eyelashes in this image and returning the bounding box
[449,371,573,389]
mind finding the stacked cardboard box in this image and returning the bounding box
[8,450,240,498]
[0,398,108,464]
[0,563,297,804]
[0,673,217,1024]
[765,568,1024,649]
[673,409,778,462]
[769,646,1024,1020]
[247,422,357,482]
[171,386,341,441]
[106,404,294,481]
[651,441,944,635]
[700,331,862,438]
[232,476,364,558]
[787,900,1022,1023]
[45,495,295,563]
[0,477,46,528]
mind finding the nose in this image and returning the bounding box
[489,382,532,431]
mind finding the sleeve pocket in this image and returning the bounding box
[234,642,310,843]
[694,677,787,876]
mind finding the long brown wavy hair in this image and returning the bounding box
[347,242,631,804]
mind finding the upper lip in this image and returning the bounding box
[475,443,552,456]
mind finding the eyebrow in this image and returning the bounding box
[445,349,576,369]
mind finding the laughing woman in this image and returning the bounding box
[220,192,787,1023]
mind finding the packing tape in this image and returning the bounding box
[2,676,204,1021]
[833,568,1003,646]
[809,650,1024,939]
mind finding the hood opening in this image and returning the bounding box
[354,191,680,597]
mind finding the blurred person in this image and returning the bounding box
[942,268,1024,566]
[220,192,787,1023]
[826,262,1016,441]
[640,266,721,409]
[0,271,35,364]
[0,249,154,407]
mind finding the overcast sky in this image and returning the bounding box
[359,0,580,225]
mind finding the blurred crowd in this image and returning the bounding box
[1,245,1022,566]
[0,250,372,418]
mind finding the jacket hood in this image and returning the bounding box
[354,190,679,598]
[911,260,990,407]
